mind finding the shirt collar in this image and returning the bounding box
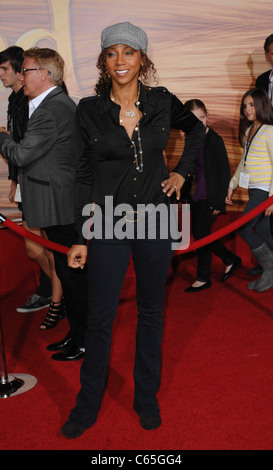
[97,82,157,114]
[29,86,57,117]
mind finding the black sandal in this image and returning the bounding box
[39,299,65,330]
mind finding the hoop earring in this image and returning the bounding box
[105,70,111,81]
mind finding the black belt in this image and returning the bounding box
[91,204,165,223]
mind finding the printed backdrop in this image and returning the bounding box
[0,0,273,217]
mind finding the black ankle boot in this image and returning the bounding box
[139,414,161,430]
[61,420,85,439]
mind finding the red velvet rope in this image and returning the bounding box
[0,214,69,254]
[180,194,273,254]
[1,194,273,255]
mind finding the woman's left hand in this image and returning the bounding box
[265,203,273,216]
[161,172,184,200]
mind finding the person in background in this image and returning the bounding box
[0,45,54,319]
[252,34,273,276]
[226,88,273,292]
[183,99,241,292]
[60,21,205,439]
[0,47,88,358]
[256,34,273,103]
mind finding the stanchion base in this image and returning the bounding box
[0,373,37,398]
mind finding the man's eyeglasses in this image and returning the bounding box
[21,68,51,75]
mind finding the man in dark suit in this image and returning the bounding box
[0,47,88,361]
[0,45,52,313]
[256,34,273,104]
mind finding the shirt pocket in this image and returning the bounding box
[27,176,50,186]
[89,132,111,160]
[89,133,106,145]
[152,125,170,148]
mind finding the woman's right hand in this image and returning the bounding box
[67,244,87,269]
[225,187,234,206]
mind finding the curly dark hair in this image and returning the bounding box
[94,50,158,95]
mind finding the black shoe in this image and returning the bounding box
[140,414,161,430]
[247,264,263,276]
[221,256,242,282]
[185,279,212,292]
[16,294,51,313]
[46,333,73,351]
[61,420,85,439]
[51,344,85,361]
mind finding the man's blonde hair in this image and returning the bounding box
[23,47,64,86]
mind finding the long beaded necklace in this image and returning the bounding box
[110,89,144,173]
[132,123,143,172]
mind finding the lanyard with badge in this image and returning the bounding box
[239,124,262,189]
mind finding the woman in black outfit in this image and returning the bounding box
[184,99,241,292]
[61,22,205,438]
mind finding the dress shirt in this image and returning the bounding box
[28,86,57,117]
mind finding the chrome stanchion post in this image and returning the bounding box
[0,212,38,398]
[0,309,38,399]
[0,213,6,224]
[0,315,9,385]
[0,310,22,398]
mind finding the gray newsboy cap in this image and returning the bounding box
[101,22,148,53]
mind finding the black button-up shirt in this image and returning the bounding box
[74,83,205,243]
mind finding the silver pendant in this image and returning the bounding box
[125,109,136,118]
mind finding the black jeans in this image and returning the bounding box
[69,211,173,429]
[45,224,88,347]
[191,199,235,282]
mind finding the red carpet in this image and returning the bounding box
[1,217,273,454]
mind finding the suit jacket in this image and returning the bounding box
[0,87,76,228]
[256,69,271,92]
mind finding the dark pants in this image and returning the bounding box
[45,224,88,347]
[36,269,51,298]
[69,211,173,429]
[191,199,235,282]
[238,188,273,250]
